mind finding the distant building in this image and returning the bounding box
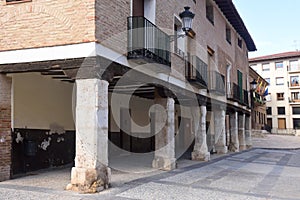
[249,68,268,131]
[249,51,300,135]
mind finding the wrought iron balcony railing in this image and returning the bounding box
[243,89,249,106]
[210,71,225,95]
[185,54,208,88]
[127,16,171,66]
[233,83,241,102]
[227,82,249,106]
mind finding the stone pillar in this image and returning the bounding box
[206,111,215,153]
[192,105,210,161]
[229,112,239,152]
[68,79,110,193]
[152,91,176,171]
[0,75,12,182]
[238,113,247,150]
[215,109,228,154]
[245,115,252,149]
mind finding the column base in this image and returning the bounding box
[239,145,247,151]
[66,167,111,193]
[152,157,176,171]
[191,151,210,161]
[216,146,228,154]
[228,143,239,152]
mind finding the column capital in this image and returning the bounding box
[197,95,207,106]
[155,87,176,99]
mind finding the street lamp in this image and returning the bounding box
[179,6,195,33]
[250,79,257,90]
[171,6,195,41]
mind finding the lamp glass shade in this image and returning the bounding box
[182,17,193,32]
[179,7,195,32]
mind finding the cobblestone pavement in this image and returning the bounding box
[1,135,300,200]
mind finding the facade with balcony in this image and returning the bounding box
[249,68,268,131]
[0,0,256,192]
[249,51,300,135]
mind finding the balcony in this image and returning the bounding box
[243,89,249,107]
[227,82,240,102]
[288,65,300,73]
[185,54,208,89]
[252,91,265,105]
[127,16,171,66]
[289,96,300,105]
[210,71,225,95]
[227,83,249,106]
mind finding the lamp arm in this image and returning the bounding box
[169,32,186,42]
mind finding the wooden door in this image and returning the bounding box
[278,118,286,129]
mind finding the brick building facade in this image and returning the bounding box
[0,0,256,193]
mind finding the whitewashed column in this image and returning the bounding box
[68,79,110,193]
[229,111,239,152]
[192,105,210,161]
[152,92,176,171]
[238,113,247,150]
[215,108,228,154]
[245,115,252,148]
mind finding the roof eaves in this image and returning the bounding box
[214,0,257,52]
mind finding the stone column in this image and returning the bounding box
[192,105,210,161]
[238,113,247,150]
[206,111,215,153]
[245,115,252,149]
[68,79,110,193]
[229,112,239,152]
[0,75,12,182]
[215,108,228,154]
[152,91,176,171]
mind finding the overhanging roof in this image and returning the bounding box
[214,0,257,52]
[249,51,300,62]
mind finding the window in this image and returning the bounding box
[206,0,214,25]
[6,0,31,3]
[276,77,284,85]
[238,38,242,48]
[226,25,231,44]
[278,118,286,129]
[266,93,272,101]
[292,92,300,101]
[277,107,286,115]
[237,70,243,99]
[267,107,272,115]
[289,60,299,71]
[293,119,300,129]
[262,63,270,71]
[290,76,299,86]
[265,78,270,85]
[277,93,284,101]
[174,17,185,57]
[293,107,300,115]
[275,62,283,69]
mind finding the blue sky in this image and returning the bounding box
[233,0,300,58]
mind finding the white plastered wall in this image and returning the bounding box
[12,73,75,130]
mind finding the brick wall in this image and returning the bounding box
[95,0,130,55]
[0,0,96,51]
[0,75,12,181]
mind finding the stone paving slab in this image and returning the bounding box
[252,134,300,149]
[1,134,300,199]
